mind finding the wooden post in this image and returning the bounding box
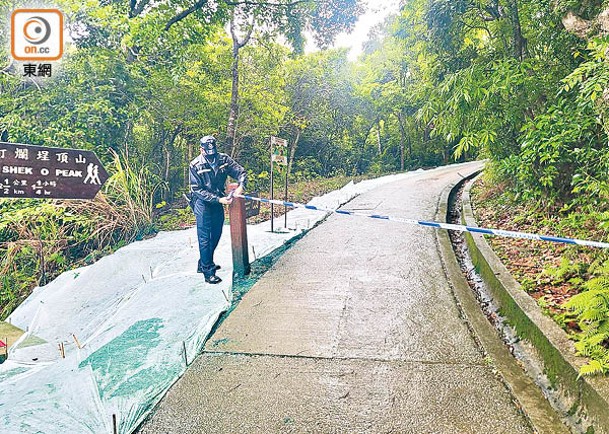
[72,334,82,349]
[229,195,250,277]
[182,341,188,367]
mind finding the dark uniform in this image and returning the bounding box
[189,138,246,283]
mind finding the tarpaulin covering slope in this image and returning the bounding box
[1,166,458,434]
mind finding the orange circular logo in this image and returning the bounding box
[23,16,51,45]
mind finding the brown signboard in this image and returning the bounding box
[0,142,109,199]
[245,191,260,219]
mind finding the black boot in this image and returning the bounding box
[205,275,222,284]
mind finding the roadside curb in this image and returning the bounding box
[460,174,609,433]
[435,171,569,434]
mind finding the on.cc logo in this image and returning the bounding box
[23,16,52,45]
[11,9,63,61]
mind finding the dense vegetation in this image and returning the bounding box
[2,0,609,373]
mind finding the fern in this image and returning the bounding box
[564,259,609,376]
[579,360,605,377]
[543,256,588,291]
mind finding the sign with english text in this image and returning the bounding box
[0,142,108,199]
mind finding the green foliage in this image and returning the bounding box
[544,257,588,288]
[564,259,609,376]
[155,207,195,232]
[103,151,167,238]
[502,37,609,203]
[0,200,96,318]
[281,49,381,176]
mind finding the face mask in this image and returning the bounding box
[200,136,217,156]
[202,142,216,156]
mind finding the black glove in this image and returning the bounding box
[183,193,194,211]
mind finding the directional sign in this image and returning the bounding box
[270,136,287,147]
[271,136,288,166]
[0,142,109,199]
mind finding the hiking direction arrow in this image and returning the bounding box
[0,142,109,199]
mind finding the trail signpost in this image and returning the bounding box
[271,136,288,166]
[0,142,108,199]
[270,136,289,232]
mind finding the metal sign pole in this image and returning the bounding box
[270,137,274,233]
[284,164,288,229]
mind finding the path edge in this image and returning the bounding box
[435,170,570,434]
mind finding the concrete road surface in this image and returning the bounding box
[139,162,559,433]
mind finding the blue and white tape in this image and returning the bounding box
[235,194,609,249]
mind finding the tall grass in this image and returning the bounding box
[62,151,167,246]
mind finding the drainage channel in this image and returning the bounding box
[447,180,591,434]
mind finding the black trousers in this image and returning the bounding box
[193,199,225,278]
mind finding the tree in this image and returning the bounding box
[208,0,364,157]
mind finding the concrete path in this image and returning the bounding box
[139,162,542,433]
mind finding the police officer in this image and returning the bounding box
[189,135,246,284]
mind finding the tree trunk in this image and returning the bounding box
[186,136,192,189]
[287,127,301,179]
[227,11,254,158]
[227,38,240,157]
[506,0,526,60]
[164,146,171,200]
[396,112,406,171]
[124,120,132,159]
[232,136,241,160]
[562,9,609,39]
[376,120,382,155]
[162,125,181,200]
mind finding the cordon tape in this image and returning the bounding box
[234,194,609,249]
